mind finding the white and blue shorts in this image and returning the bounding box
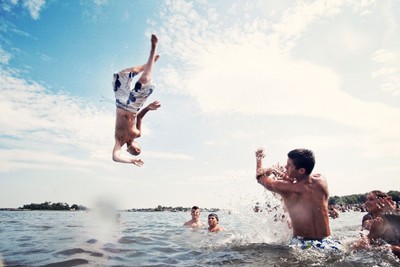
[112,70,155,113]
[289,236,342,251]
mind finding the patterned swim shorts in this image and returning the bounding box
[289,236,342,251]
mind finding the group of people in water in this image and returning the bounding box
[111,34,400,258]
[183,206,225,232]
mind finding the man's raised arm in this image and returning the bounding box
[112,139,144,166]
[136,101,161,136]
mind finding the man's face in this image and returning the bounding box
[208,215,218,227]
[127,142,141,155]
[364,193,379,213]
[285,158,298,178]
[191,209,200,220]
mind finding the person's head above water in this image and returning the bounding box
[127,141,141,156]
[287,148,315,175]
[208,213,219,222]
[191,206,201,220]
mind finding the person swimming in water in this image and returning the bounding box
[255,148,340,250]
[183,206,206,228]
[208,213,225,232]
[354,190,400,258]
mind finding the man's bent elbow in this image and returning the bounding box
[112,154,119,162]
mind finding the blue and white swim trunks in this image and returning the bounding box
[289,236,342,251]
[112,70,155,113]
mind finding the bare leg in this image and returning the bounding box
[130,54,160,74]
[138,34,158,85]
[123,54,159,75]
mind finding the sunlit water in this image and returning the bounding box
[1,208,399,266]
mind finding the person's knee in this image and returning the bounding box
[139,76,151,85]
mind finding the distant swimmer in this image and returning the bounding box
[353,190,400,258]
[112,34,160,166]
[208,213,225,232]
[361,190,398,230]
[183,206,206,228]
[255,148,341,250]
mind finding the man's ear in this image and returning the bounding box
[299,168,306,175]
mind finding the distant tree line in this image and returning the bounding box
[328,190,400,205]
[20,201,87,211]
[129,205,220,212]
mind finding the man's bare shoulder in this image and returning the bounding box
[311,173,326,180]
[311,174,328,187]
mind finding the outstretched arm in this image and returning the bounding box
[255,147,296,195]
[112,139,144,166]
[136,101,161,136]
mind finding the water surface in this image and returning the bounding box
[0,210,399,266]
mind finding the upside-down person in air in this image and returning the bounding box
[112,34,160,166]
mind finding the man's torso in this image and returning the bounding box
[283,174,330,239]
[114,108,139,143]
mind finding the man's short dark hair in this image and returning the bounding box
[192,206,200,210]
[288,148,315,175]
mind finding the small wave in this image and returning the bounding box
[118,236,136,244]
[55,248,103,257]
[41,258,89,267]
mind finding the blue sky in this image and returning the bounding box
[1,0,399,210]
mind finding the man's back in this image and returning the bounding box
[282,174,330,239]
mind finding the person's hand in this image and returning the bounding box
[132,158,144,167]
[377,197,397,213]
[255,148,265,159]
[271,164,287,178]
[256,167,273,179]
[147,101,161,111]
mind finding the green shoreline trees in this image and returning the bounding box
[4,191,399,211]
[19,201,87,211]
[328,190,399,205]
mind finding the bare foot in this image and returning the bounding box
[151,34,158,50]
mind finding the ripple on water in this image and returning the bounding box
[118,236,136,244]
[55,248,103,258]
[41,258,89,267]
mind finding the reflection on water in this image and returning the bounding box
[0,210,399,266]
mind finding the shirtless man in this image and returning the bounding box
[183,206,205,228]
[255,148,337,249]
[207,213,225,232]
[112,34,160,166]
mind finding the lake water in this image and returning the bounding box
[0,208,399,266]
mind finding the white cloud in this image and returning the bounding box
[371,67,398,78]
[145,151,194,160]
[371,49,396,63]
[0,67,114,172]
[23,0,46,20]
[380,78,400,96]
[370,49,400,95]
[154,0,400,175]
[0,48,12,64]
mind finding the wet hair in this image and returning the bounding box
[287,148,315,175]
[192,206,200,210]
[208,213,219,221]
[369,190,391,200]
